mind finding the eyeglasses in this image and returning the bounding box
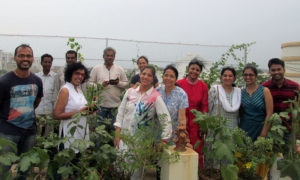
[74,71,86,77]
[17,54,33,58]
[242,73,255,77]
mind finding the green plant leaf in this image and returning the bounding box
[58,166,73,177]
[0,138,17,152]
[69,126,77,136]
[69,38,74,42]
[35,148,50,169]
[86,169,100,180]
[277,159,300,180]
[194,140,200,149]
[0,152,19,166]
[221,164,238,180]
[214,140,234,162]
[19,151,40,172]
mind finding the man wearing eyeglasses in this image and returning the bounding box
[0,44,43,176]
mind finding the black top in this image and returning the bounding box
[0,71,43,135]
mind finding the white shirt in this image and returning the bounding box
[35,71,56,115]
[89,64,128,108]
[114,86,172,148]
[59,82,89,153]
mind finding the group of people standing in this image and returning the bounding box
[0,44,299,179]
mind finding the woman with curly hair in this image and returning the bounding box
[54,62,92,152]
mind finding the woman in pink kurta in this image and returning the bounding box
[177,58,208,169]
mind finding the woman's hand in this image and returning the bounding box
[132,82,140,89]
[114,127,121,149]
[186,143,193,149]
[80,106,96,115]
[114,137,120,149]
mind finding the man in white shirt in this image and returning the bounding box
[35,54,56,136]
[89,47,128,133]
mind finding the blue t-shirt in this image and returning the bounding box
[0,71,43,135]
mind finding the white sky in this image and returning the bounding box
[0,0,299,68]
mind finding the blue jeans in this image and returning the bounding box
[0,132,35,155]
[0,132,35,178]
[97,107,117,133]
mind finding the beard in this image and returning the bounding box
[17,61,32,70]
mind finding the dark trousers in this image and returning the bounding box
[97,107,117,133]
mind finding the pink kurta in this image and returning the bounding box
[177,78,208,169]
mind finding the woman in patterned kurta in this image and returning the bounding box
[209,67,241,130]
[240,65,273,141]
[114,66,172,180]
[157,65,189,144]
[177,59,208,169]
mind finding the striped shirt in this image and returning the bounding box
[262,78,299,131]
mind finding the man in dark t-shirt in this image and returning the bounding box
[0,44,43,166]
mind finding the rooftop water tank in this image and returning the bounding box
[281,41,300,84]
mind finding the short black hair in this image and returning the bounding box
[163,64,179,79]
[66,50,77,59]
[188,58,204,71]
[14,44,33,56]
[141,65,156,79]
[221,66,236,78]
[268,58,285,69]
[64,62,89,84]
[221,66,236,86]
[243,64,258,76]
[137,56,149,64]
[41,53,53,63]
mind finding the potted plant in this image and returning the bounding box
[192,109,238,180]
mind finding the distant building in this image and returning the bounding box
[0,50,14,71]
[175,54,211,80]
[0,50,41,73]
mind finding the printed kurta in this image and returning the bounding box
[114,86,172,151]
[157,86,189,143]
[208,85,241,130]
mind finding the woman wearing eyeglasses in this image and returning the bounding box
[53,62,92,152]
[240,65,273,141]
